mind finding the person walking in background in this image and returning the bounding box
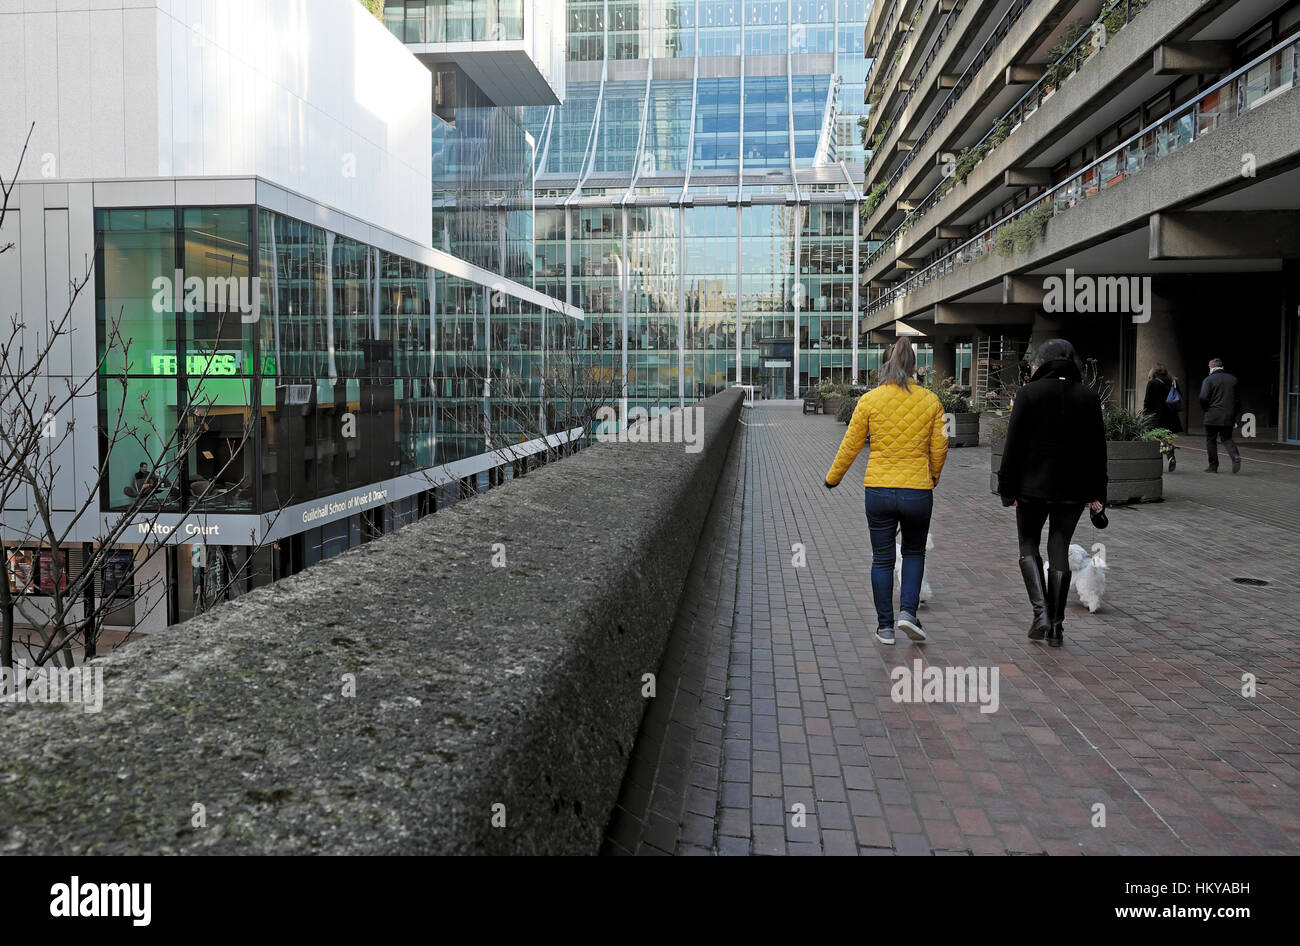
[1142,363,1183,472]
[997,339,1107,649]
[1200,357,1241,474]
[824,338,948,645]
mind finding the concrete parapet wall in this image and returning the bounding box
[0,389,745,855]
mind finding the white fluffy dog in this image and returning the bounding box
[1044,544,1108,613]
[893,534,935,605]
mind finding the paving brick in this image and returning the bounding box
[604,404,1300,857]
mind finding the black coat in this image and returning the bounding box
[998,358,1108,505]
[1142,377,1183,434]
[1199,370,1239,427]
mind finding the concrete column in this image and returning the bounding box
[1028,313,1066,354]
[1283,260,1299,442]
[1135,282,1188,424]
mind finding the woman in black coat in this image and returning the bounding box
[1142,363,1183,472]
[997,339,1107,648]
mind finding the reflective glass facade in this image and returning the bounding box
[384,0,525,42]
[518,1,875,403]
[431,75,536,283]
[95,206,567,516]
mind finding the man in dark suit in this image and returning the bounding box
[1199,357,1241,474]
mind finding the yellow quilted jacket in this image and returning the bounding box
[825,382,949,489]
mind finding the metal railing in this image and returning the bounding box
[866,0,1034,179]
[864,0,906,86]
[865,0,1148,269]
[864,1,928,145]
[867,33,1300,313]
[884,0,965,122]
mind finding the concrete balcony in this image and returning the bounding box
[862,0,961,149]
[393,0,566,106]
[864,0,1256,287]
[864,58,1300,330]
[863,0,1088,244]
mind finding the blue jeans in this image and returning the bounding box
[864,487,934,629]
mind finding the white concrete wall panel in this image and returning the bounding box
[2,0,433,245]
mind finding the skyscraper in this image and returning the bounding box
[515,2,876,404]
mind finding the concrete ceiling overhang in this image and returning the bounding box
[411,44,561,107]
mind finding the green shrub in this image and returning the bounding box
[995,203,1054,257]
[989,118,1011,148]
[837,395,860,424]
[1046,21,1090,86]
[1142,427,1177,453]
[870,119,894,153]
[923,376,976,414]
[1103,407,1153,442]
[864,182,887,215]
[953,144,986,185]
[952,121,1009,187]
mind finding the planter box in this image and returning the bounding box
[822,395,842,416]
[990,440,1163,503]
[1105,439,1163,504]
[949,412,980,447]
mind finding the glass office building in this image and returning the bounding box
[516,0,876,404]
[7,0,581,638]
[93,203,572,622]
[430,84,537,283]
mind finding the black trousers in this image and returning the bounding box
[1205,424,1240,468]
[1016,501,1085,571]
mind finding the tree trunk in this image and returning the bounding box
[81,541,97,662]
[0,577,13,672]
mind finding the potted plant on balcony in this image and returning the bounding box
[924,375,980,446]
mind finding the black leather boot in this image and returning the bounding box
[1019,555,1050,641]
[1046,569,1070,648]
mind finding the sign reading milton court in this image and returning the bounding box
[302,487,390,525]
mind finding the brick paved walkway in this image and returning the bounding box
[604,401,1300,855]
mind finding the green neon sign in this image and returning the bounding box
[145,351,277,376]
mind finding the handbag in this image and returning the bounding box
[1090,503,1109,530]
[1165,378,1183,410]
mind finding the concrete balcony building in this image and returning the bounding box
[861,0,1300,443]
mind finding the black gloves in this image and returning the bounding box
[824,480,838,489]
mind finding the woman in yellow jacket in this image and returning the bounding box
[824,338,949,645]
